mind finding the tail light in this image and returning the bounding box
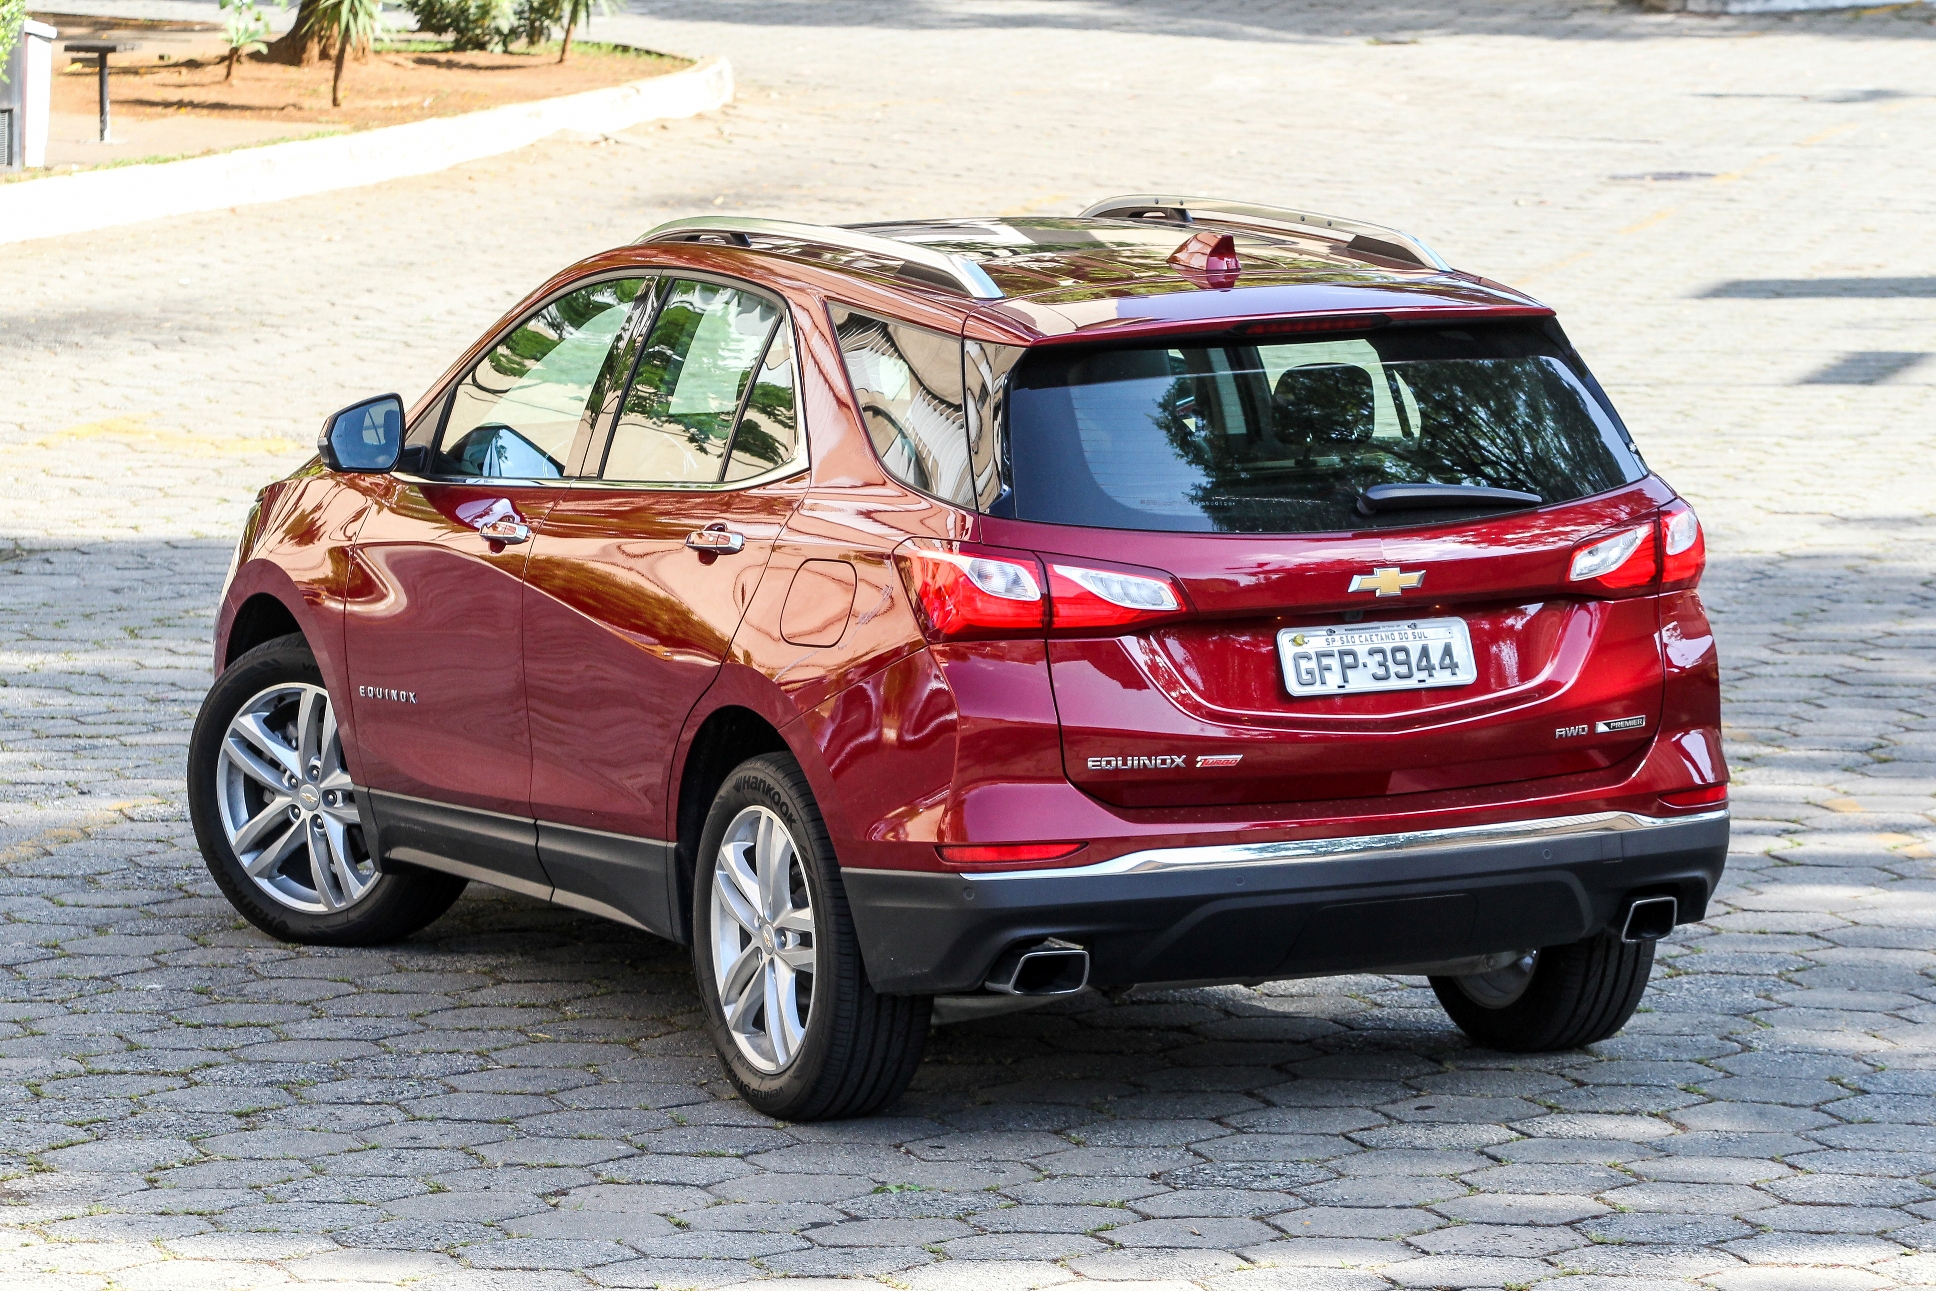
[894,544,1044,641]
[1568,522,1657,596]
[1660,499,1705,591]
[1048,563,1187,629]
[1568,504,1705,598]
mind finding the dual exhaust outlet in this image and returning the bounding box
[978,897,1674,998]
[984,937,1091,996]
[1621,894,1678,943]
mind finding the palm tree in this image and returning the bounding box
[306,0,381,106]
[557,0,611,63]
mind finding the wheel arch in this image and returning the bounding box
[668,702,792,945]
[224,592,303,667]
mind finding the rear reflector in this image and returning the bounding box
[1660,784,1728,809]
[937,842,1087,866]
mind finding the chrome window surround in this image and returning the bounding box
[1080,194,1452,272]
[638,216,1004,301]
[961,809,1729,881]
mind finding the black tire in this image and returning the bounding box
[1430,931,1655,1052]
[188,632,467,946]
[691,753,930,1120]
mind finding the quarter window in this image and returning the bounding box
[434,277,646,479]
[723,325,799,482]
[601,280,783,484]
[833,307,972,507]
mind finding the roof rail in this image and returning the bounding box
[1079,195,1450,272]
[637,216,1004,300]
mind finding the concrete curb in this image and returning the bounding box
[0,52,732,245]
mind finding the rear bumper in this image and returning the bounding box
[843,809,1728,994]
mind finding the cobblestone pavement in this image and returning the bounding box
[3,2,1936,1288]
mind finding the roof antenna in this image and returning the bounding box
[1168,231,1241,289]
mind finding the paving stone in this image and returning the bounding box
[938,1232,1109,1260]
[898,1261,1078,1291]
[1406,1221,1583,1257]
[1431,1192,1608,1225]
[1383,1254,1555,1286]
[970,1203,1120,1232]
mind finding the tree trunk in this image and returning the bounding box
[264,0,319,66]
[332,28,349,106]
[225,45,238,81]
[559,16,575,64]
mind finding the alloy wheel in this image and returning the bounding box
[1454,949,1540,1009]
[215,682,377,913]
[709,806,817,1073]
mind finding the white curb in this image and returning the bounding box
[0,53,732,245]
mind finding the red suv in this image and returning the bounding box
[191,196,1727,1120]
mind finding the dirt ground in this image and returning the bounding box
[47,35,687,131]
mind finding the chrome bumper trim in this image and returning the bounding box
[965,808,1729,881]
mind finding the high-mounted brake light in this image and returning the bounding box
[894,545,1045,641]
[1568,523,1656,594]
[1235,312,1391,337]
[1660,500,1705,591]
[1049,563,1187,629]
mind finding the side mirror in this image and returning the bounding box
[319,394,404,472]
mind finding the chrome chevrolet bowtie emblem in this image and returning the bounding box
[1348,567,1425,597]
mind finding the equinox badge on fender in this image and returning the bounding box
[359,685,417,703]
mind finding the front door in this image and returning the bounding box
[523,276,806,934]
[345,273,650,894]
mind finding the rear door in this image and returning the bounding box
[522,276,805,935]
[981,320,1666,809]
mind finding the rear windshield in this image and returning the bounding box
[1002,324,1646,533]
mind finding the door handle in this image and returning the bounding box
[478,519,531,544]
[686,528,745,555]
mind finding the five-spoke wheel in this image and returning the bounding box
[708,805,817,1073]
[693,753,930,1119]
[217,681,376,913]
[189,633,467,946]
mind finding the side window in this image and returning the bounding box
[832,307,972,507]
[434,276,647,479]
[723,325,798,482]
[601,280,780,484]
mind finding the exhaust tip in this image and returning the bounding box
[985,938,1090,996]
[1622,895,1678,943]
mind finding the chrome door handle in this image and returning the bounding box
[478,520,531,544]
[686,528,745,555]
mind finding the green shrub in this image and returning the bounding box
[401,0,560,53]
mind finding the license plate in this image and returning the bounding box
[1277,617,1477,697]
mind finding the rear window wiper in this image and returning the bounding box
[1356,482,1543,516]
